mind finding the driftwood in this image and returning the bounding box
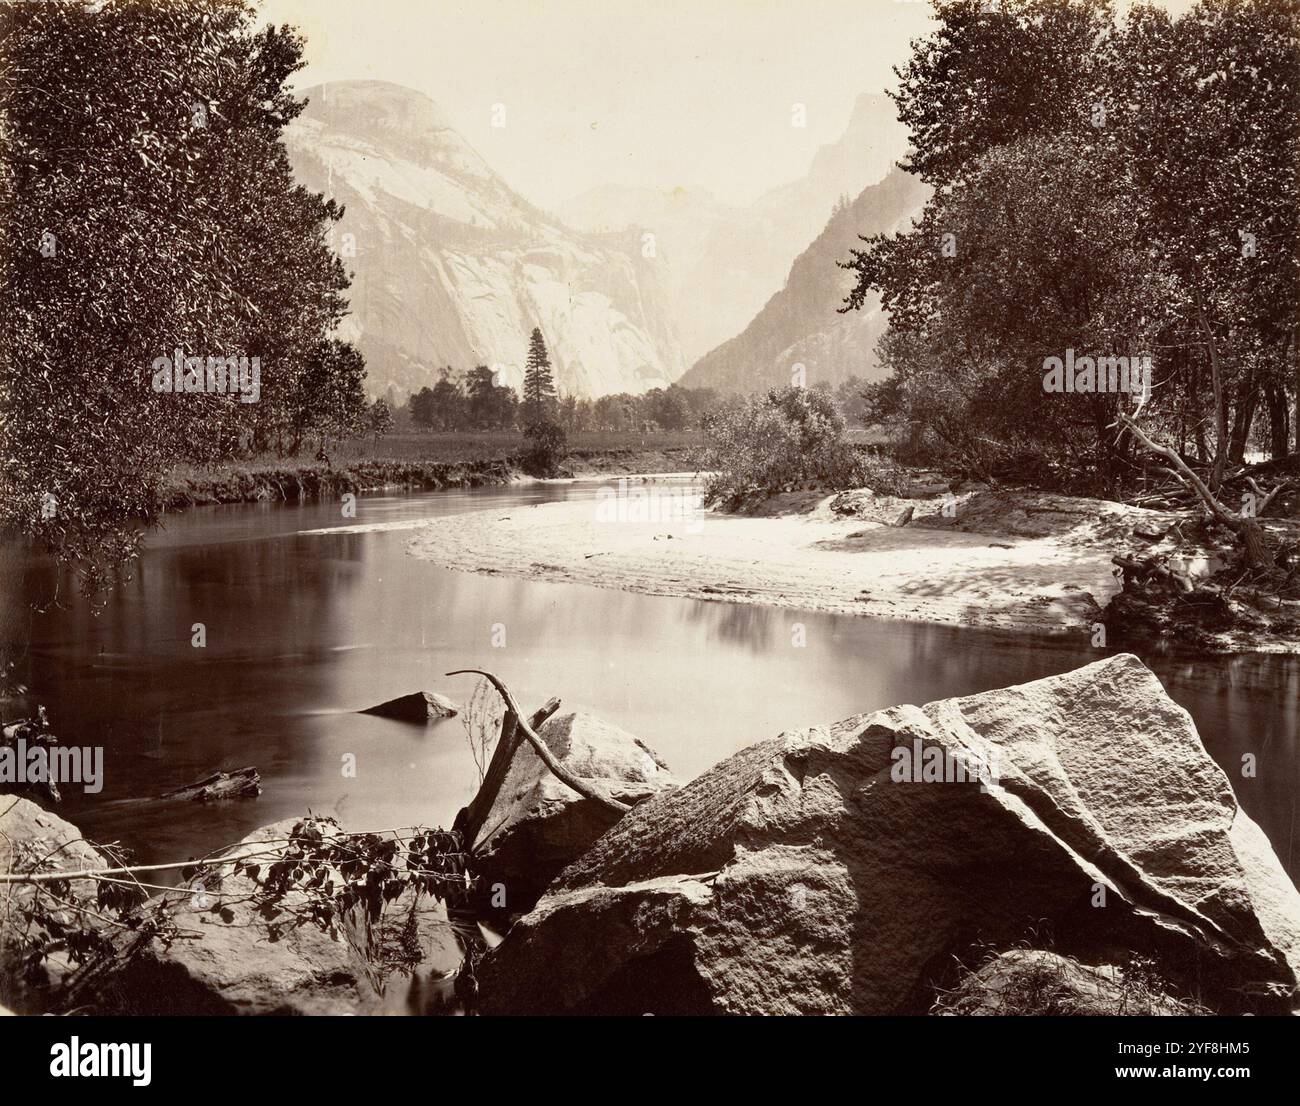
[1,711,62,804]
[447,670,632,825]
[161,766,261,802]
[1112,555,1194,594]
[454,695,561,849]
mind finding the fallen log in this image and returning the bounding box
[1113,411,1274,569]
[1112,555,1194,593]
[1,710,63,804]
[161,766,261,802]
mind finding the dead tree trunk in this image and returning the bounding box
[1114,411,1273,569]
[447,670,631,822]
[1195,299,1230,490]
[453,695,560,848]
[1227,369,1258,465]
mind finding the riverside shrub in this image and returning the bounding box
[520,419,568,477]
[702,386,865,508]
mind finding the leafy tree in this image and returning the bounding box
[679,385,725,428]
[293,339,367,453]
[890,0,1111,190]
[428,376,466,430]
[366,398,393,441]
[835,377,869,427]
[1111,0,1300,471]
[556,395,589,433]
[465,365,518,429]
[848,129,1171,486]
[591,393,637,431]
[644,386,691,431]
[0,0,362,594]
[407,386,437,429]
[520,419,567,476]
[522,327,556,421]
[843,0,1300,491]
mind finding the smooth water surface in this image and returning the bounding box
[4,480,1296,885]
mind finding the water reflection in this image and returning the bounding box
[1,482,1296,887]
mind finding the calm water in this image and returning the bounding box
[3,480,1297,885]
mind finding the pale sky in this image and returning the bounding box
[257,0,1197,212]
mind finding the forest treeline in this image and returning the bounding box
[401,369,869,434]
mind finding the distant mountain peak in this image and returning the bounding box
[561,90,910,366]
[679,165,929,396]
[285,81,683,399]
[299,80,455,133]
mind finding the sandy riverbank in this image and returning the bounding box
[404,485,1151,637]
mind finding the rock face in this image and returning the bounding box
[361,690,460,723]
[0,798,106,1011]
[479,655,1300,1015]
[678,165,928,395]
[471,711,679,913]
[285,81,684,400]
[561,93,910,368]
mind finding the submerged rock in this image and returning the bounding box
[471,711,679,914]
[479,654,1300,1015]
[361,690,460,722]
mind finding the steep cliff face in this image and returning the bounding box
[560,92,909,366]
[679,165,929,394]
[285,81,684,399]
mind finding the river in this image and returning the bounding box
[5,479,1297,886]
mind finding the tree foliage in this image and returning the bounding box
[522,327,557,422]
[0,0,368,593]
[701,386,866,507]
[519,418,568,477]
[844,0,1300,488]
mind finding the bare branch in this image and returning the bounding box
[447,670,631,816]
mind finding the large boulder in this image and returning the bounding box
[70,817,465,1016]
[471,711,679,913]
[0,797,107,1012]
[479,655,1300,1015]
[86,819,383,1015]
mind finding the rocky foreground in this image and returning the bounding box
[478,653,1299,1015]
[2,655,1297,1016]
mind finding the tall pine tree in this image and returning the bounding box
[522,327,556,422]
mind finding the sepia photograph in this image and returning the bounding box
[0,0,1297,1082]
